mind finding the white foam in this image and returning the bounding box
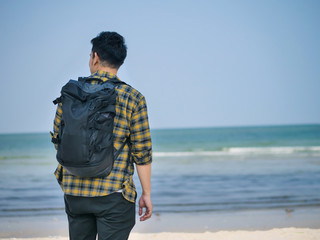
[153,151,223,157]
[153,146,320,157]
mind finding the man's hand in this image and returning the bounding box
[138,194,153,221]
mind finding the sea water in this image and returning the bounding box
[0,124,319,217]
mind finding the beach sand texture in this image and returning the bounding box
[129,229,320,240]
[1,228,320,240]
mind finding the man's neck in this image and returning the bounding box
[95,66,118,75]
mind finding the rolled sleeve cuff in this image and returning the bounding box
[132,151,152,165]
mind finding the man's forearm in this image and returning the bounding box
[136,163,152,195]
[136,163,152,221]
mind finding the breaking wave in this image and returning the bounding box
[153,146,320,157]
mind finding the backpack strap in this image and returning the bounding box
[78,77,103,83]
[114,138,131,160]
[78,77,128,87]
[107,78,127,86]
[50,131,61,144]
[51,136,61,144]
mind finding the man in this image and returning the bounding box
[52,31,153,240]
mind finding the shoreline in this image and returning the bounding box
[1,207,320,238]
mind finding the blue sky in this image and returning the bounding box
[0,0,319,133]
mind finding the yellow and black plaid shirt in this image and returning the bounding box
[52,71,152,203]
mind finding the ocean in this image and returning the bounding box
[0,124,319,217]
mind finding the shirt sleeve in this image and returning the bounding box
[130,96,152,165]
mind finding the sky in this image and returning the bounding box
[0,0,319,134]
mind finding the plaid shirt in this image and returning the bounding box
[52,71,152,203]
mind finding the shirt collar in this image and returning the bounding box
[89,70,120,82]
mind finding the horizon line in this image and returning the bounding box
[0,122,319,135]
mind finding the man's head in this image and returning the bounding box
[89,31,127,74]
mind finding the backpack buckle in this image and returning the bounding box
[51,137,61,144]
[53,97,62,105]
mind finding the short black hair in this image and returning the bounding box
[91,31,127,69]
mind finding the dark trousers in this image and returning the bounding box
[64,193,135,240]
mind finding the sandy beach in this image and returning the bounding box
[0,228,319,240]
[1,208,320,240]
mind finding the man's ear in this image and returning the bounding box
[92,52,100,65]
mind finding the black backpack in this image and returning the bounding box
[51,77,129,178]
